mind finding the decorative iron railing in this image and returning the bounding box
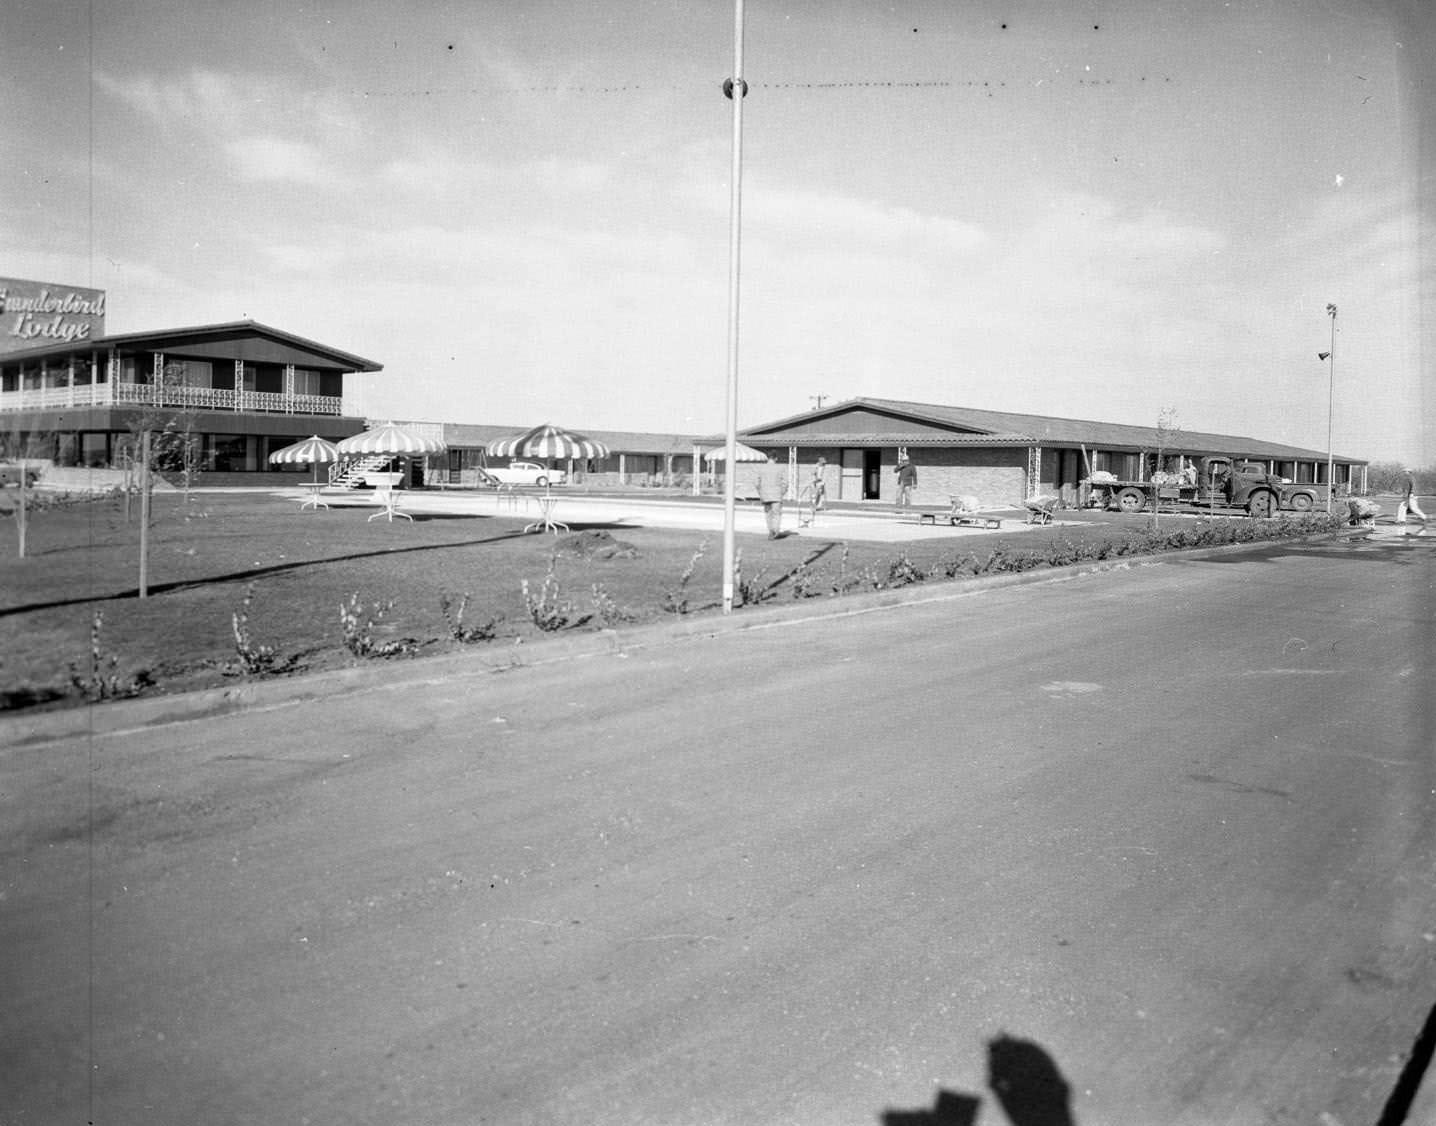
[0,382,345,416]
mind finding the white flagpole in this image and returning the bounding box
[721,0,746,614]
[1324,303,1337,513]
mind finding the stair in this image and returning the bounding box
[329,455,390,489]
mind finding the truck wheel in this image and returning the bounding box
[1247,490,1278,518]
[1116,487,1147,513]
[1288,492,1314,513]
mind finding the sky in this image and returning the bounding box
[3,0,1432,465]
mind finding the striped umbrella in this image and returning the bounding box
[701,441,768,463]
[267,435,341,485]
[485,423,610,461]
[335,421,448,457]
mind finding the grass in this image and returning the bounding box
[0,487,1349,712]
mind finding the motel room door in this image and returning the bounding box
[840,449,881,500]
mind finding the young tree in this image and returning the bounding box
[1150,406,1184,531]
[120,360,205,517]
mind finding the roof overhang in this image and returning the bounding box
[0,319,382,372]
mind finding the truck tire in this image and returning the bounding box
[1246,490,1278,518]
[1116,487,1147,513]
[1288,492,1314,513]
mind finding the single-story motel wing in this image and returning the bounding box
[726,397,1368,508]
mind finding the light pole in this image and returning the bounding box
[719,0,746,614]
[1322,302,1337,513]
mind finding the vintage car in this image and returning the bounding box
[480,460,566,487]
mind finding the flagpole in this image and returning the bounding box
[1324,303,1337,513]
[720,0,746,614]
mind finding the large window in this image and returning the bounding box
[166,359,213,387]
[293,368,326,396]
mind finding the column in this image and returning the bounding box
[284,363,295,413]
[153,352,165,405]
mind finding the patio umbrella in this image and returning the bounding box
[335,420,447,457]
[267,435,341,484]
[702,441,767,463]
[485,423,610,461]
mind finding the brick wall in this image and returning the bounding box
[903,448,1027,507]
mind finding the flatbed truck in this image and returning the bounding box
[1085,456,1327,518]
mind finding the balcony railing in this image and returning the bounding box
[0,382,346,417]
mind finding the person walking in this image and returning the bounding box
[894,456,917,510]
[756,453,788,539]
[1396,470,1427,524]
[809,457,828,512]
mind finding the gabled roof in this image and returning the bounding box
[741,396,1365,464]
[0,320,382,372]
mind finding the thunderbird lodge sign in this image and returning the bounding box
[0,277,107,353]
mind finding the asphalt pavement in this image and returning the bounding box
[2,531,1433,1126]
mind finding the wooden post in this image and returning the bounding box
[138,430,151,599]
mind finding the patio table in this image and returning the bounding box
[364,473,412,523]
[523,492,568,534]
[298,482,330,511]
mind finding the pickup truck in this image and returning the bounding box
[1086,456,1326,517]
[0,460,40,488]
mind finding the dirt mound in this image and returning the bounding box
[554,529,640,559]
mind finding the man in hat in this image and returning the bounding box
[756,453,788,539]
[894,456,917,511]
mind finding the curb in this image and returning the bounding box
[0,530,1361,746]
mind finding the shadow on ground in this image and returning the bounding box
[879,1035,1075,1126]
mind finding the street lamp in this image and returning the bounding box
[1322,303,1337,513]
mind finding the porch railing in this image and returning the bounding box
[0,382,345,416]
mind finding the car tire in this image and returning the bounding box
[535,476,548,488]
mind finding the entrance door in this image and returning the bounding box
[863,449,882,499]
[839,449,864,500]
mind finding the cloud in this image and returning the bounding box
[687,180,988,254]
[94,67,361,175]
[222,136,328,184]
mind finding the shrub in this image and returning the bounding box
[439,592,501,644]
[522,559,583,631]
[67,609,154,701]
[340,592,415,658]
[662,539,707,615]
[589,583,636,628]
[230,583,280,675]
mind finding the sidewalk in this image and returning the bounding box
[278,487,1064,544]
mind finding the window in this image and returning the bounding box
[292,368,325,396]
[165,359,213,388]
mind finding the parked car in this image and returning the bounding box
[480,460,565,487]
[0,460,40,488]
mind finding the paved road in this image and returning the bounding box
[3,534,1433,1125]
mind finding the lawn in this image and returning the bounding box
[0,487,1347,712]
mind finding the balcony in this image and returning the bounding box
[0,381,346,417]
